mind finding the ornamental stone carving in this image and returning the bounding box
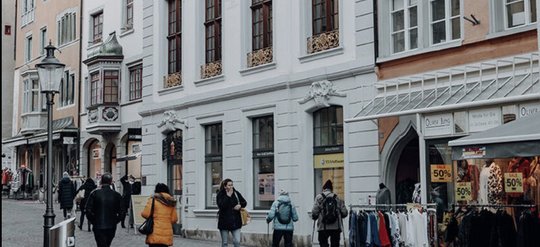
[88,109,99,123]
[298,80,346,108]
[158,110,184,134]
[164,72,182,88]
[102,107,119,121]
[247,47,273,68]
[200,61,222,79]
[307,30,340,54]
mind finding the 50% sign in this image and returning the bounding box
[430,164,452,182]
[504,173,523,193]
[455,182,472,201]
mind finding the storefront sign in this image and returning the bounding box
[314,153,344,169]
[504,172,524,193]
[430,164,452,182]
[468,108,501,132]
[518,102,540,118]
[258,173,274,201]
[131,195,150,225]
[455,182,472,201]
[423,113,453,136]
[63,137,75,144]
[461,147,486,159]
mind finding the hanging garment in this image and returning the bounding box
[409,209,429,247]
[516,210,540,247]
[349,210,358,247]
[377,211,391,247]
[397,212,409,247]
[488,162,503,205]
[368,212,381,247]
[388,212,401,247]
[479,166,490,204]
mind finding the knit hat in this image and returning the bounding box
[279,189,289,196]
[63,172,70,178]
[322,179,333,191]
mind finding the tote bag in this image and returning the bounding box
[138,197,155,235]
[235,192,251,226]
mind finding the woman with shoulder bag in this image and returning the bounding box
[141,183,178,247]
[76,177,97,231]
[217,178,247,247]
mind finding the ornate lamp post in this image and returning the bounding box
[36,42,65,247]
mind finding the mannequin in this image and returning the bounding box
[376,183,392,205]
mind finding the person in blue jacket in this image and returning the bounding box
[266,190,299,247]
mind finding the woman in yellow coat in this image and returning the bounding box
[141,183,178,247]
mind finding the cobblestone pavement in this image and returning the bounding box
[2,198,249,247]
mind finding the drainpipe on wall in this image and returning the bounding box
[373,0,379,67]
[77,0,83,175]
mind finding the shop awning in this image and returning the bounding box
[449,113,540,159]
[1,117,77,147]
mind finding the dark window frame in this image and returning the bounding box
[90,72,100,106]
[313,105,343,153]
[312,0,339,36]
[92,12,103,43]
[252,115,274,209]
[250,0,272,51]
[168,0,182,74]
[126,0,134,27]
[205,123,223,209]
[204,0,222,63]
[103,70,119,104]
[166,130,183,196]
[129,64,143,101]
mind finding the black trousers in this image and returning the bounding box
[92,227,117,247]
[318,229,341,247]
[272,230,293,247]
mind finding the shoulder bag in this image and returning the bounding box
[138,197,155,235]
[235,192,250,226]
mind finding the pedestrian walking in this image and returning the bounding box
[85,173,124,247]
[217,178,247,247]
[76,177,97,231]
[311,179,348,247]
[120,174,134,228]
[58,171,76,219]
[141,183,178,247]
[266,190,299,247]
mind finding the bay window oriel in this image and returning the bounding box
[88,70,119,107]
[252,116,274,209]
[205,123,222,208]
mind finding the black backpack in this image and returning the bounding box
[276,201,293,224]
[320,193,339,225]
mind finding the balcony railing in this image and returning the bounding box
[247,47,273,68]
[200,61,222,79]
[164,72,182,88]
[307,30,340,54]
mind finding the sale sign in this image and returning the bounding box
[431,164,452,182]
[504,173,524,193]
[455,182,472,201]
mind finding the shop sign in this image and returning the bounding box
[430,164,452,182]
[131,195,150,225]
[423,113,453,137]
[455,182,472,201]
[63,137,74,144]
[461,147,486,159]
[314,153,344,169]
[518,102,540,118]
[504,172,523,193]
[468,108,501,132]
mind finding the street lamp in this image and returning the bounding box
[36,42,65,247]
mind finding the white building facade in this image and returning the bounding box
[139,0,376,244]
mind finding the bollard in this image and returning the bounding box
[49,217,76,247]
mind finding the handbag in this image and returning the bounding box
[138,197,155,235]
[235,192,250,226]
[75,190,85,203]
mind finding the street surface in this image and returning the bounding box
[2,198,248,247]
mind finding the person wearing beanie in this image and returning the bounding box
[311,179,348,247]
[266,190,299,247]
[58,171,76,219]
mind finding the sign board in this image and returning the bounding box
[314,153,344,169]
[518,102,540,118]
[257,173,274,201]
[424,113,453,136]
[468,108,501,132]
[504,173,524,193]
[455,182,472,201]
[131,195,150,225]
[63,137,75,145]
[430,164,452,182]
[461,147,486,159]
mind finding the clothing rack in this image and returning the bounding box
[451,203,537,208]
[349,203,437,208]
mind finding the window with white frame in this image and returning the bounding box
[391,0,418,53]
[23,79,40,113]
[90,72,100,106]
[57,12,76,46]
[23,0,34,13]
[205,123,222,208]
[125,0,134,30]
[60,71,75,107]
[505,0,537,28]
[25,35,32,62]
[430,0,461,45]
[40,28,47,55]
[129,64,142,101]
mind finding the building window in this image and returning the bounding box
[125,0,134,29]
[25,35,32,62]
[505,0,537,28]
[5,25,11,35]
[58,12,76,46]
[129,64,142,101]
[168,0,182,74]
[430,0,461,45]
[391,0,418,53]
[23,79,40,113]
[166,130,183,196]
[90,72,100,106]
[103,71,119,103]
[40,28,47,55]
[92,12,103,44]
[23,0,34,13]
[60,71,75,106]
[205,0,222,63]
[313,106,344,199]
[252,116,274,209]
[251,0,272,51]
[205,123,222,208]
[312,0,338,36]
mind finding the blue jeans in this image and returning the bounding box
[220,229,241,247]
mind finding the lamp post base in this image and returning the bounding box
[43,211,55,247]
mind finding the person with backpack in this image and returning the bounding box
[266,190,299,247]
[311,179,348,247]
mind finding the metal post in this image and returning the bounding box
[43,92,56,247]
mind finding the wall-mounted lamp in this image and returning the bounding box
[463,14,480,26]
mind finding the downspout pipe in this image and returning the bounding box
[77,0,83,175]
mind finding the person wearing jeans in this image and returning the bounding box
[217,178,247,247]
[266,190,299,247]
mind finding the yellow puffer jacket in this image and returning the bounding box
[141,193,178,246]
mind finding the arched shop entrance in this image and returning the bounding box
[387,127,420,204]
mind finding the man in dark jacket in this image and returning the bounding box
[119,174,133,228]
[311,180,348,247]
[85,173,124,247]
[58,172,76,219]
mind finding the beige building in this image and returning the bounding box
[3,0,82,196]
[2,0,16,169]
